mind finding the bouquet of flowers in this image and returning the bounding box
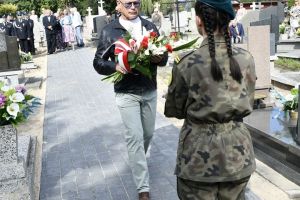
[0,81,40,126]
[102,31,199,83]
[283,88,298,111]
[20,51,33,64]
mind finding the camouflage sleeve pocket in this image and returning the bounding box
[164,64,187,119]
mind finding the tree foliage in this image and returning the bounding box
[141,0,153,16]
[0,3,17,15]
[0,0,117,16]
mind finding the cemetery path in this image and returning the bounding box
[40,48,179,200]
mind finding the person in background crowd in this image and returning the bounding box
[54,12,65,51]
[30,10,38,22]
[14,11,30,53]
[235,3,247,22]
[0,15,6,33]
[105,11,113,24]
[25,12,35,54]
[43,9,57,54]
[229,19,245,43]
[1,13,15,36]
[151,8,162,31]
[164,0,256,199]
[30,10,42,51]
[70,7,84,47]
[93,0,168,199]
[61,9,75,50]
[39,8,47,47]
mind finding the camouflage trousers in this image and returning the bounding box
[177,176,250,200]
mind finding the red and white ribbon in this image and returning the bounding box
[114,38,132,73]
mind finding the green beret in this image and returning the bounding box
[198,0,236,20]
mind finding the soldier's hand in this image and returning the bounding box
[27,38,30,40]
[17,38,19,42]
[150,55,163,64]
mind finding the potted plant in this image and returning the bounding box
[0,80,40,151]
[283,88,299,119]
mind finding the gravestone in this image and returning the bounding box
[248,26,271,89]
[0,33,9,71]
[250,15,280,42]
[240,2,285,36]
[270,33,276,56]
[0,33,21,72]
[86,7,94,38]
[6,35,21,70]
[93,16,107,38]
[98,0,107,16]
[294,85,300,145]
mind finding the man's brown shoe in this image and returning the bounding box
[139,192,150,200]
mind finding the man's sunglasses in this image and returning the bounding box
[119,1,141,9]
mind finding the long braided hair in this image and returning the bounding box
[195,1,242,83]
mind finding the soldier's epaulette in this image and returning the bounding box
[173,50,195,64]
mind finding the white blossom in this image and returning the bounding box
[9,92,25,103]
[7,103,19,118]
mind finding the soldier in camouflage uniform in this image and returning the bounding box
[164,0,257,199]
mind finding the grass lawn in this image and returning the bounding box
[275,58,300,71]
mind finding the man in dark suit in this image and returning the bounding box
[43,9,56,54]
[5,13,15,36]
[25,12,35,54]
[14,11,30,53]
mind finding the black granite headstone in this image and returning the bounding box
[295,85,300,145]
[93,16,108,37]
[6,35,21,70]
[0,33,9,72]
[250,15,280,42]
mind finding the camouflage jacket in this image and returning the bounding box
[164,35,256,182]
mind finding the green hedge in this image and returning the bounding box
[0,3,17,16]
[275,58,300,71]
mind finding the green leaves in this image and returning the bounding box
[172,37,199,51]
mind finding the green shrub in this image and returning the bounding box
[0,3,17,16]
[275,58,300,71]
[279,23,286,34]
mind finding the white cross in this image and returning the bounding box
[98,0,105,9]
[87,7,92,16]
[250,2,264,10]
[154,2,161,10]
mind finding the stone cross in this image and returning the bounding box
[250,2,264,10]
[98,0,107,16]
[154,2,161,11]
[87,7,92,16]
[98,0,105,9]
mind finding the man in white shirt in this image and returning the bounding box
[71,7,84,47]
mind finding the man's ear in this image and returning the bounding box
[195,16,202,27]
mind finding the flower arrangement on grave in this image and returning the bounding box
[20,51,33,64]
[101,31,198,83]
[296,28,300,36]
[279,23,286,34]
[282,88,298,119]
[0,80,40,126]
